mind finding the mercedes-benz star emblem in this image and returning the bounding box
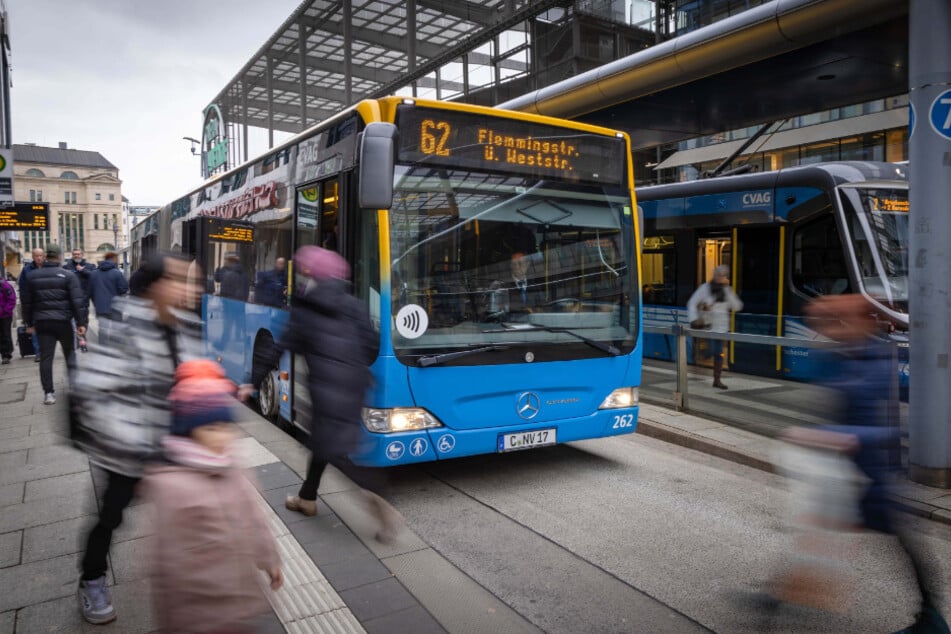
[516,392,541,420]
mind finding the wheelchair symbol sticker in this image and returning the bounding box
[409,438,428,457]
[385,441,405,461]
[436,435,456,453]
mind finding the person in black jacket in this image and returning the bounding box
[214,252,249,301]
[88,252,129,320]
[247,246,402,542]
[63,248,96,308]
[23,244,88,405]
[18,248,45,359]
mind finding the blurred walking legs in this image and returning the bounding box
[286,455,326,516]
[81,471,138,580]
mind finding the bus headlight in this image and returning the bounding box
[361,407,443,433]
[599,387,638,409]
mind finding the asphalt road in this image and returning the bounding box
[385,432,951,633]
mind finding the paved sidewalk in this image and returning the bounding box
[636,402,951,527]
[0,349,538,633]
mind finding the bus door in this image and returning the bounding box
[694,235,731,367]
[291,178,341,428]
[732,225,782,377]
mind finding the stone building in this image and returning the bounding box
[12,142,124,271]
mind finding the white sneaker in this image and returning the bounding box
[78,576,116,624]
[43,393,56,405]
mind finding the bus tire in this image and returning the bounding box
[258,368,280,422]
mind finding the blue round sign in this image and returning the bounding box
[928,89,951,140]
[909,103,916,139]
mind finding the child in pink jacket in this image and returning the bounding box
[145,359,283,634]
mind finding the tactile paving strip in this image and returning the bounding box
[252,466,365,633]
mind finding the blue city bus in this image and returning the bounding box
[133,97,642,466]
[637,161,909,394]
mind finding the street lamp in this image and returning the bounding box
[183,136,201,156]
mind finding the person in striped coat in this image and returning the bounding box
[69,252,202,625]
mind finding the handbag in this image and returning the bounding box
[690,302,711,330]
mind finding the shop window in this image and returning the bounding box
[642,234,677,305]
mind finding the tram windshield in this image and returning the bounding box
[838,185,909,311]
[388,167,637,362]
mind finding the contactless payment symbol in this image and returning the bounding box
[409,438,428,457]
[385,441,405,461]
[396,304,429,339]
[929,89,951,141]
[436,435,456,453]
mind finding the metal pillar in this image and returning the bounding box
[407,0,417,97]
[298,23,308,130]
[266,56,274,149]
[241,83,248,164]
[343,0,352,105]
[908,0,951,488]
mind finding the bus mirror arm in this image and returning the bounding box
[358,122,398,210]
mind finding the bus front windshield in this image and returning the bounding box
[838,186,909,311]
[388,166,638,365]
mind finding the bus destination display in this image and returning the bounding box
[0,203,49,230]
[396,106,626,186]
[205,218,253,243]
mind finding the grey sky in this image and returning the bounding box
[8,0,300,205]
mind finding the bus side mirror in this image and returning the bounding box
[358,122,398,210]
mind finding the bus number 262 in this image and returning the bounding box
[612,414,634,429]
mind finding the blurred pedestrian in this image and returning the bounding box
[88,251,129,321]
[248,246,402,542]
[687,264,743,389]
[21,244,87,405]
[255,256,288,307]
[63,247,96,309]
[18,247,45,359]
[0,273,15,364]
[215,252,249,301]
[145,359,282,634]
[69,252,201,625]
[803,294,948,633]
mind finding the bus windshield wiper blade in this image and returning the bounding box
[488,324,621,356]
[417,344,511,367]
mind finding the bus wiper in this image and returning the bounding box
[417,344,511,367]
[487,324,621,356]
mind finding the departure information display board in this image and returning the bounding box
[205,217,253,243]
[396,106,627,186]
[0,203,49,230]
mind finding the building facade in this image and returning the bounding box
[12,142,125,272]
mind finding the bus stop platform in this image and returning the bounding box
[2,351,949,633]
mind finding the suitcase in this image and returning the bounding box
[17,325,35,358]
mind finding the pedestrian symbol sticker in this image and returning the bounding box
[385,441,405,461]
[436,435,456,453]
[929,89,951,140]
[409,438,428,457]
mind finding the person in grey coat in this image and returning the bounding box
[88,251,129,320]
[69,252,202,625]
[687,264,743,389]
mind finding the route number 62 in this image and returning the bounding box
[612,414,635,429]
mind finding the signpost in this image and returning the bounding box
[0,147,12,208]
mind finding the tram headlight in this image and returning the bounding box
[361,407,443,433]
[599,387,638,409]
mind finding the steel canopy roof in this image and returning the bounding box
[213,0,570,136]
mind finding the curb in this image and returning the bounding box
[635,417,951,528]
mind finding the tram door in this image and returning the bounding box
[732,226,782,377]
[694,236,732,367]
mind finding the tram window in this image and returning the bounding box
[642,235,676,305]
[792,216,849,297]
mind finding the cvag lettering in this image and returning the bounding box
[742,191,771,206]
